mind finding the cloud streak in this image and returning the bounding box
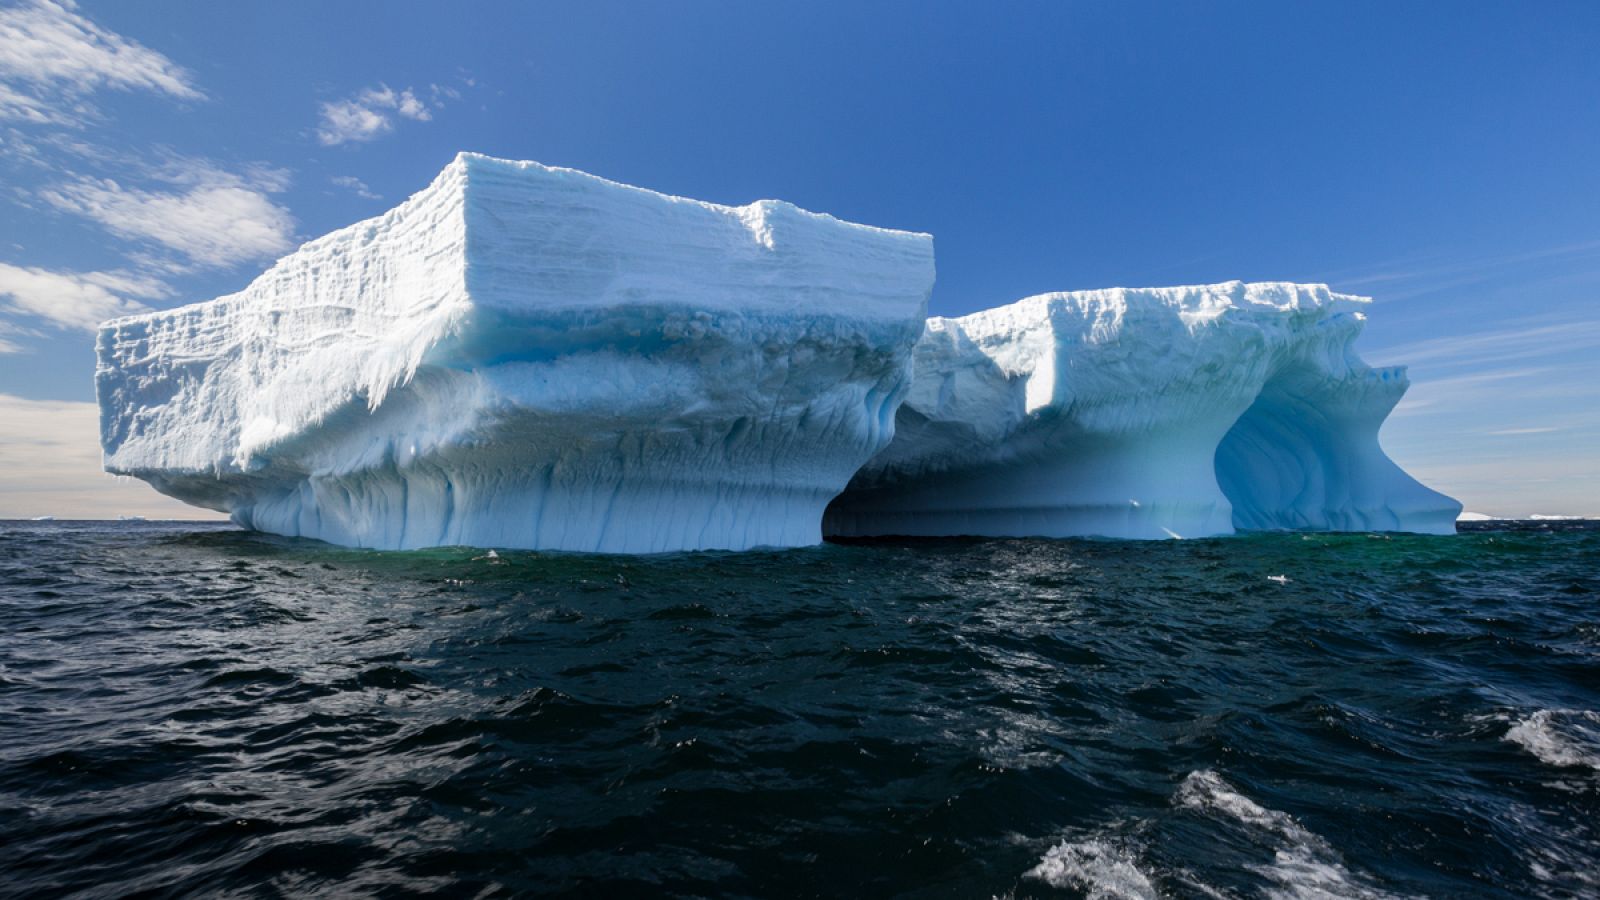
[1365,317,1600,370]
[1485,426,1560,436]
[0,263,166,335]
[330,174,381,200]
[0,80,83,125]
[0,320,40,353]
[39,162,296,269]
[316,83,453,146]
[1323,238,1600,295]
[0,3,302,356]
[0,0,202,125]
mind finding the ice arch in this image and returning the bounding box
[825,282,1461,540]
[1214,363,1458,533]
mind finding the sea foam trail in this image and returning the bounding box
[1504,709,1600,771]
[1021,771,1412,900]
[1174,770,1410,900]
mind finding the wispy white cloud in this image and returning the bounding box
[330,174,381,200]
[1323,238,1600,295]
[0,4,299,359]
[0,392,221,518]
[1371,306,1600,516]
[316,83,451,146]
[0,0,202,128]
[1391,367,1551,414]
[39,161,296,269]
[0,80,83,125]
[0,262,166,334]
[0,319,40,353]
[1485,426,1561,436]
[1365,317,1600,370]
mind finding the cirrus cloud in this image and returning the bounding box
[39,162,297,270]
[330,174,381,200]
[0,262,168,333]
[316,83,454,146]
[0,0,202,126]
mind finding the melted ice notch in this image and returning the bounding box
[97,154,935,552]
[825,282,1460,539]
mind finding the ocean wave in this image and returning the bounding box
[1175,770,1409,900]
[1504,709,1600,771]
[1024,837,1159,899]
[6,520,1599,897]
[1021,772,1412,899]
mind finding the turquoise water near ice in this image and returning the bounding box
[1,520,1596,897]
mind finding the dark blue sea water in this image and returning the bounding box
[1,520,1596,898]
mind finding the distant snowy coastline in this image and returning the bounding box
[1459,512,1596,522]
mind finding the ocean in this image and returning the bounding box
[1,519,1595,898]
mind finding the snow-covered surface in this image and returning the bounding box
[97,153,934,552]
[825,282,1461,539]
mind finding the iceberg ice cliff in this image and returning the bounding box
[97,154,935,552]
[824,282,1460,540]
[97,157,1458,551]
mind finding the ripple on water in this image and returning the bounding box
[0,519,1596,897]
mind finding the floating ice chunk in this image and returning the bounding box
[825,282,1461,540]
[97,154,934,552]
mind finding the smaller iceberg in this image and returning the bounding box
[824,282,1460,540]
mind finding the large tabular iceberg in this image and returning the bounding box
[98,154,935,552]
[824,282,1460,540]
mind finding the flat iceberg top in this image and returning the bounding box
[105,152,934,329]
[459,153,928,243]
[933,280,1371,393]
[887,281,1379,465]
[457,153,934,321]
[96,155,934,552]
[983,280,1365,315]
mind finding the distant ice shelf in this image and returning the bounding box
[97,153,935,552]
[824,282,1461,540]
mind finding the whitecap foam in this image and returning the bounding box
[1175,770,1409,900]
[1504,709,1600,771]
[1023,838,1160,899]
[1499,802,1600,893]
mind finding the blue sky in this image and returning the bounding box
[0,0,1596,517]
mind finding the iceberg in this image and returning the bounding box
[824,282,1460,539]
[97,154,935,552]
